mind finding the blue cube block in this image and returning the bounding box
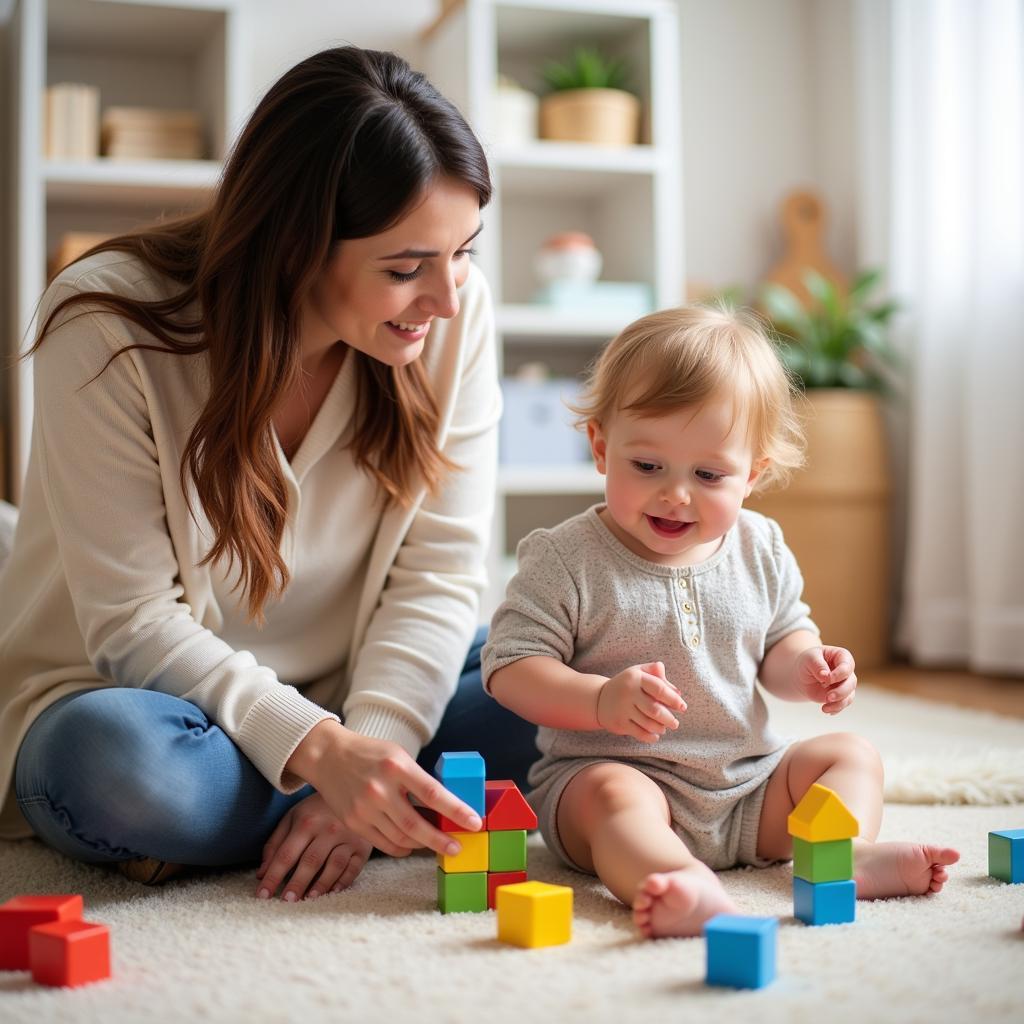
[704,914,777,989]
[989,829,1024,883]
[793,877,856,925]
[434,751,486,816]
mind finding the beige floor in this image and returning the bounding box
[865,663,1024,718]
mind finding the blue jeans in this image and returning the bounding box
[14,627,539,867]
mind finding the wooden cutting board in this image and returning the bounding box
[763,189,846,306]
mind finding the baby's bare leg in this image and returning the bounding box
[757,733,959,898]
[557,762,737,937]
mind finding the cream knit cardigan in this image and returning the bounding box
[0,253,500,839]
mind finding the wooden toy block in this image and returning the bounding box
[704,914,777,989]
[988,829,1024,884]
[787,783,858,843]
[29,920,110,988]
[437,867,487,913]
[437,830,488,873]
[419,806,487,834]
[434,751,486,816]
[496,881,572,948]
[489,829,528,872]
[487,870,528,910]
[792,837,853,883]
[485,780,538,830]
[793,876,856,925]
[0,894,84,971]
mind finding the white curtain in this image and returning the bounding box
[861,0,1024,673]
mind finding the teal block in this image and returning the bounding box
[434,751,486,816]
[705,914,777,989]
[989,829,1024,883]
[793,877,856,925]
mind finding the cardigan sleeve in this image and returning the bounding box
[341,267,501,754]
[32,279,337,793]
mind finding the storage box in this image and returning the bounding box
[500,378,591,466]
[531,279,653,320]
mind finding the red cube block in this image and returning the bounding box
[0,894,83,970]
[29,920,110,988]
[488,870,528,910]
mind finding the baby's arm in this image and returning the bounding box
[490,657,685,743]
[760,631,857,715]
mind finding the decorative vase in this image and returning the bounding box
[534,232,602,285]
[746,390,892,670]
[492,82,539,146]
[539,88,640,146]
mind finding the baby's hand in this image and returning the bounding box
[597,661,687,742]
[796,645,857,714]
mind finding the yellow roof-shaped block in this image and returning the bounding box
[787,783,859,842]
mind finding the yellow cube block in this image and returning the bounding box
[436,831,488,873]
[496,881,572,948]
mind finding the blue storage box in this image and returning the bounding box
[532,279,653,319]
[500,377,591,466]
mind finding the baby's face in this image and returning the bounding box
[588,395,763,567]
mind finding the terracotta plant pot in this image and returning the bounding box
[746,390,892,669]
[539,88,640,146]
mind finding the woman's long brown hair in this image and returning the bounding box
[28,47,492,623]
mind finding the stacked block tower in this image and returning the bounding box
[432,751,538,914]
[787,783,858,926]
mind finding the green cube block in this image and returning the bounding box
[489,829,527,872]
[792,837,853,883]
[437,868,487,913]
[989,829,1024,883]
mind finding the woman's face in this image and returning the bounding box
[303,176,483,367]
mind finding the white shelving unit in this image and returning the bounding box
[422,0,683,614]
[5,0,243,500]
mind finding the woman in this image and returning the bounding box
[0,47,537,901]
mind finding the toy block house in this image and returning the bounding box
[433,752,537,913]
[788,783,858,925]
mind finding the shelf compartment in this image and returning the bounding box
[44,159,221,204]
[499,464,604,495]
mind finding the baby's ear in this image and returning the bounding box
[745,456,770,497]
[587,419,608,473]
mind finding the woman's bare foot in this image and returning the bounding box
[853,841,960,899]
[633,862,738,938]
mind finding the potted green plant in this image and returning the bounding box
[538,46,640,146]
[748,268,901,670]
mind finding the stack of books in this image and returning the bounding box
[44,83,100,160]
[101,107,204,160]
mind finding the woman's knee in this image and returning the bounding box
[18,689,210,838]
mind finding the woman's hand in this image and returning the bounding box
[256,791,372,901]
[287,721,482,859]
[796,644,857,714]
[596,661,687,743]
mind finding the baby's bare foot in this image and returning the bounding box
[854,841,960,899]
[633,863,738,938]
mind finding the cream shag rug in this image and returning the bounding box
[1,684,1023,1024]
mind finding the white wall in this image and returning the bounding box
[678,0,857,297]
[241,0,437,111]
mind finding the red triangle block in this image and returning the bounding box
[485,780,537,830]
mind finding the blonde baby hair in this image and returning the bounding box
[570,304,805,492]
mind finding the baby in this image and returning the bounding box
[482,305,959,938]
